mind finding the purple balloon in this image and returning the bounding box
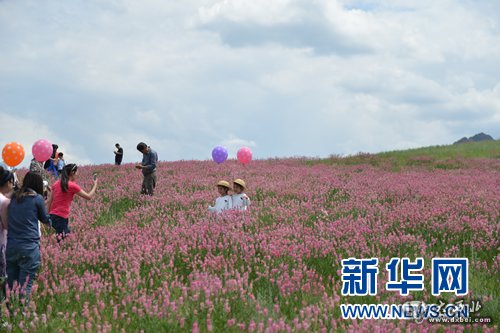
[212,146,228,164]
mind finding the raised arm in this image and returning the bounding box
[76,179,98,200]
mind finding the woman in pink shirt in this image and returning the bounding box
[48,164,98,238]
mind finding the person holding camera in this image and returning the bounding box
[6,172,51,303]
[47,164,98,238]
[135,142,158,195]
[114,143,123,165]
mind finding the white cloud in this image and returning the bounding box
[198,0,303,25]
[220,136,257,158]
[0,113,92,168]
[0,0,498,166]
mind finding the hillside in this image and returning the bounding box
[323,140,500,169]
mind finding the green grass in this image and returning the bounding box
[377,140,499,159]
[312,140,500,169]
[94,197,138,227]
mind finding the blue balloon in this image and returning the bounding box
[212,146,228,164]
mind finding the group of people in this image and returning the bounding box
[132,142,251,211]
[209,179,251,213]
[114,142,156,196]
[0,140,250,308]
[30,144,66,180]
[0,162,98,305]
[0,140,158,305]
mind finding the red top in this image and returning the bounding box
[49,180,82,218]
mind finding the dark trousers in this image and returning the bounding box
[50,214,70,240]
[141,171,157,195]
[6,244,40,303]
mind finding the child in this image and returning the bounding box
[48,164,98,239]
[231,179,251,211]
[208,180,233,213]
[56,152,65,177]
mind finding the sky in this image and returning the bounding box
[1,0,499,166]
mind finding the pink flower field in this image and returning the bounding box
[5,158,499,332]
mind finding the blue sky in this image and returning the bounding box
[1,0,499,166]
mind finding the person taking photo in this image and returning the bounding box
[47,164,98,239]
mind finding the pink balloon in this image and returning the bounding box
[32,139,53,162]
[237,147,252,165]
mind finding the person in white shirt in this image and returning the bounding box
[208,180,233,213]
[231,179,251,211]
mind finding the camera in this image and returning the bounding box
[43,180,49,200]
[12,170,19,191]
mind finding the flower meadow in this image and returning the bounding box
[4,157,499,332]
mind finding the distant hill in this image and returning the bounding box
[318,140,500,170]
[454,132,494,144]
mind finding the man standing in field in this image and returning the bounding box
[114,143,123,165]
[135,142,158,195]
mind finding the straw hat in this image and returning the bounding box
[217,180,232,189]
[233,178,246,189]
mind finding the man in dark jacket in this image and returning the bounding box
[114,143,123,165]
[135,142,158,195]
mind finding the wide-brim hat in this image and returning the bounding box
[233,178,246,189]
[217,180,232,189]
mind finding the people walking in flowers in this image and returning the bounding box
[231,178,251,211]
[6,172,52,303]
[48,164,98,239]
[208,180,233,213]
